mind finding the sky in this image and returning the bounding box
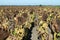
[0,0,60,5]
